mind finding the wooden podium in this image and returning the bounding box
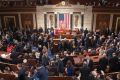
[54,28,71,35]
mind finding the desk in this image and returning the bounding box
[53,39,74,44]
[0,73,16,80]
[49,76,73,80]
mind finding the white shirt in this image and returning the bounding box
[35,52,40,59]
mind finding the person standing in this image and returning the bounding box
[36,64,48,80]
[17,64,26,80]
[65,60,74,76]
[98,54,108,72]
[109,53,119,72]
[79,61,90,80]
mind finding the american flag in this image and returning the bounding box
[59,13,70,29]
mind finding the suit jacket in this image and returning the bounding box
[109,56,119,72]
[36,66,48,80]
[84,59,93,71]
[106,48,114,59]
[18,67,26,80]
[57,59,64,73]
[98,57,108,71]
[80,66,90,80]
[42,55,49,66]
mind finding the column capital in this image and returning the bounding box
[81,12,84,15]
[43,12,47,14]
[54,12,57,14]
[70,12,73,14]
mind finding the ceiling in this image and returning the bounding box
[0,0,120,8]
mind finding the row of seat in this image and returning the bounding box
[0,73,73,80]
[0,71,119,80]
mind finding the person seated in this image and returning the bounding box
[89,68,105,80]
[106,75,113,80]
[3,66,12,74]
[117,73,120,80]
[0,70,2,73]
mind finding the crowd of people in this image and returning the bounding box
[0,27,120,80]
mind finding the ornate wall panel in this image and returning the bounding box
[46,12,55,29]
[0,14,19,30]
[96,14,110,31]
[72,12,81,29]
[112,14,120,33]
[21,14,33,30]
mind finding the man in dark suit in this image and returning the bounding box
[80,61,91,80]
[84,35,91,49]
[106,46,115,59]
[18,64,26,80]
[58,41,63,51]
[109,53,119,72]
[36,64,48,80]
[42,53,50,66]
[57,56,64,76]
[83,55,93,71]
[98,54,108,71]
[63,39,68,51]
[84,28,88,36]
[39,27,43,33]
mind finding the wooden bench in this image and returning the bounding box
[105,72,120,80]
[0,73,73,80]
[49,76,73,80]
[0,73,16,80]
[25,59,37,66]
[0,62,18,72]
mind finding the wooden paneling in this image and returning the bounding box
[49,76,73,80]
[0,14,19,30]
[21,14,33,30]
[93,7,120,13]
[49,0,120,5]
[0,7,36,12]
[96,14,110,30]
[112,14,120,33]
[0,16,2,29]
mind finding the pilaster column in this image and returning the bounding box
[109,14,113,30]
[0,16,2,29]
[70,13,73,30]
[44,12,47,32]
[93,13,96,31]
[18,13,22,30]
[55,12,57,28]
[33,13,36,29]
[81,12,84,29]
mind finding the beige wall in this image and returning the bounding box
[0,12,36,30]
[36,5,93,30]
